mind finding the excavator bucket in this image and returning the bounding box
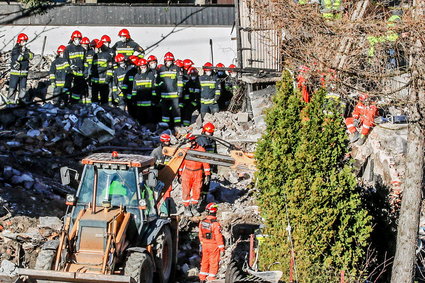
[18,269,136,283]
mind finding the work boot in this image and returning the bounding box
[349,131,360,143]
[184,206,192,217]
[191,205,200,216]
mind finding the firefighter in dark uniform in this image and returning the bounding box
[7,33,34,104]
[112,29,145,60]
[199,62,221,119]
[124,55,139,118]
[132,58,156,127]
[112,54,131,110]
[147,55,161,123]
[64,30,86,104]
[182,67,201,126]
[156,52,184,128]
[49,45,70,107]
[91,40,113,105]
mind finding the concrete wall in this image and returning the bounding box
[0,25,237,66]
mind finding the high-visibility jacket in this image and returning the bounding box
[132,70,156,106]
[91,50,113,84]
[112,39,145,59]
[156,64,183,99]
[10,44,34,77]
[112,65,131,96]
[199,215,224,250]
[322,0,342,19]
[64,43,86,77]
[124,66,138,100]
[199,73,221,105]
[367,15,401,57]
[49,56,70,87]
[84,49,95,78]
[183,78,201,108]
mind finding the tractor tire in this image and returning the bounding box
[34,249,56,283]
[124,252,154,283]
[153,225,175,283]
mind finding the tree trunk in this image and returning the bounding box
[390,117,424,282]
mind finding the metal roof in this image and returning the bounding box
[0,3,235,26]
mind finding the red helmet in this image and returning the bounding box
[164,52,175,62]
[90,39,99,48]
[147,55,158,63]
[160,133,171,143]
[202,122,215,134]
[188,67,198,76]
[81,37,90,45]
[216,63,225,68]
[128,55,139,65]
[71,30,82,40]
[115,54,125,63]
[17,33,28,43]
[205,202,218,214]
[136,58,148,66]
[228,64,237,72]
[359,93,369,101]
[185,133,196,141]
[100,35,111,43]
[183,59,194,70]
[57,45,66,54]
[118,28,130,39]
[203,62,213,71]
[175,59,184,68]
[95,40,104,49]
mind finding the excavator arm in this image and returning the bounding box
[155,146,256,208]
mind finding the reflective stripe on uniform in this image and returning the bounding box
[136,101,152,107]
[161,92,179,98]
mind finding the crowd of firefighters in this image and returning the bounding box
[5,29,239,129]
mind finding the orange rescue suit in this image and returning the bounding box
[345,101,378,135]
[178,144,211,207]
[198,215,225,281]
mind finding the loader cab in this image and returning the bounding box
[69,153,157,231]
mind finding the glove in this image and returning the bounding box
[204,175,211,185]
[220,250,225,257]
[70,65,78,71]
[13,62,20,69]
[353,119,360,127]
[178,176,182,184]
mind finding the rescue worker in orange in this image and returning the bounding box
[198,202,225,282]
[179,133,211,217]
[345,93,378,145]
[297,65,311,103]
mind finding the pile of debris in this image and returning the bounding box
[0,215,61,279]
[0,103,161,156]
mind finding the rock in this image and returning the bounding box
[181,263,190,274]
[26,129,41,137]
[38,216,62,231]
[0,260,17,276]
[10,173,34,185]
[237,112,249,123]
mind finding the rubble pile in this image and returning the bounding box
[0,103,160,156]
[352,123,408,208]
[0,216,61,278]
